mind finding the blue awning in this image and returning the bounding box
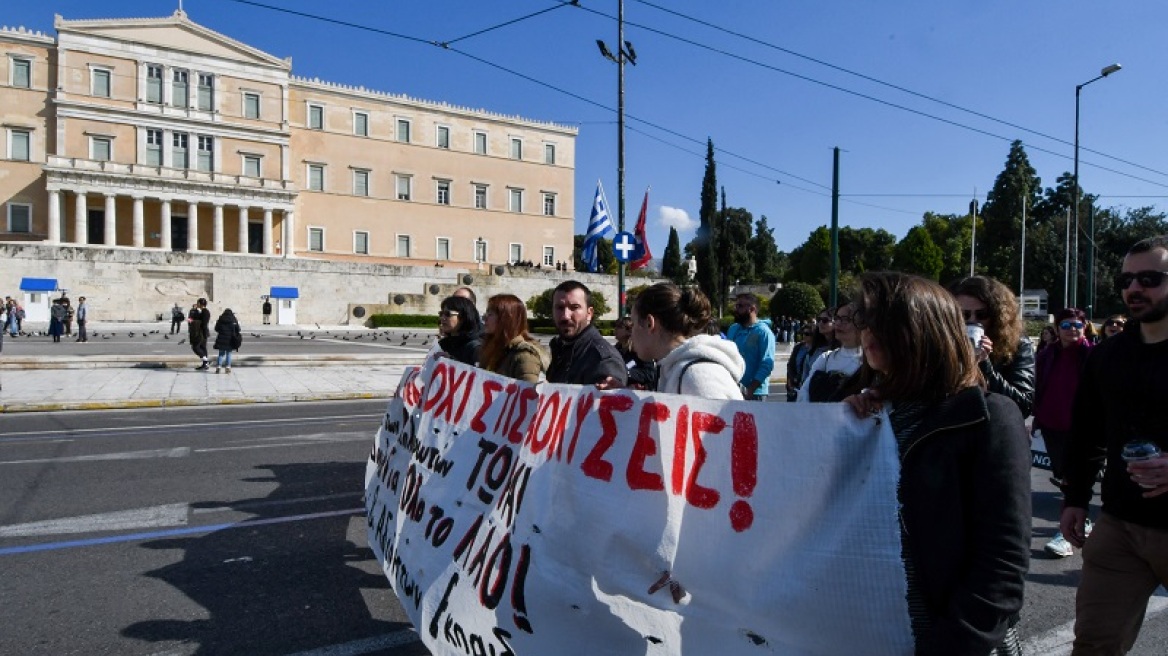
[270,286,299,299]
[20,277,58,292]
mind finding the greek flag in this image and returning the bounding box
[582,181,615,273]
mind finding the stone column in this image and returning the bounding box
[237,206,249,254]
[212,203,224,253]
[103,193,117,246]
[282,209,295,258]
[262,208,273,255]
[47,189,61,244]
[160,199,172,251]
[132,196,145,248]
[187,201,199,251]
[73,191,87,244]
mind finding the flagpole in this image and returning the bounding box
[616,0,627,318]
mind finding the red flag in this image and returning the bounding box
[630,188,652,270]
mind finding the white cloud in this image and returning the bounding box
[658,206,697,232]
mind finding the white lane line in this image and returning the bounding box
[0,503,188,537]
[0,438,74,447]
[1022,594,1168,655]
[195,437,367,453]
[283,629,421,656]
[190,492,359,515]
[5,413,383,438]
[0,446,191,465]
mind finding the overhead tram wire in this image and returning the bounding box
[627,0,1168,179]
[440,4,574,47]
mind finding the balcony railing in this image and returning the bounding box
[46,155,294,190]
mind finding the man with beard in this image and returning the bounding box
[1060,235,1168,653]
[546,280,626,386]
[727,293,775,401]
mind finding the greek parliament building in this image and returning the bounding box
[0,10,608,325]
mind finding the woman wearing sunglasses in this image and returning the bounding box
[436,295,482,366]
[843,272,1029,653]
[797,302,863,403]
[949,276,1035,416]
[1101,314,1127,340]
[1033,308,1094,557]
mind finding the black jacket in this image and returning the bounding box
[979,338,1035,417]
[547,324,627,386]
[188,308,211,343]
[212,311,242,351]
[897,388,1031,655]
[438,332,481,367]
[616,343,658,390]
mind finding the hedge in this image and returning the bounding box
[368,314,440,328]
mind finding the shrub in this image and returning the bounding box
[368,314,439,328]
[770,282,824,322]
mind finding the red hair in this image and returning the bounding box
[480,294,536,371]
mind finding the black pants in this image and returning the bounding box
[77,320,87,342]
[191,338,208,360]
[171,318,183,333]
[1040,426,1071,481]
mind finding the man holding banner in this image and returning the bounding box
[546,280,626,387]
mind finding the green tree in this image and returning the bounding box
[893,226,944,280]
[573,234,616,274]
[978,140,1043,290]
[693,139,721,307]
[661,227,684,283]
[839,226,896,273]
[920,212,974,284]
[719,203,756,284]
[786,226,833,284]
[770,282,824,321]
[748,215,784,282]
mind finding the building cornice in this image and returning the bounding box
[0,25,56,46]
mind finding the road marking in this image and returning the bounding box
[196,438,367,453]
[191,492,360,515]
[1022,594,1168,655]
[0,508,362,556]
[0,438,74,447]
[0,446,191,465]
[0,413,383,439]
[283,629,422,655]
[0,503,188,537]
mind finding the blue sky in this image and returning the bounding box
[7,1,1167,255]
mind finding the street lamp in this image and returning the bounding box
[1072,63,1121,309]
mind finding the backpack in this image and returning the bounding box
[230,322,243,350]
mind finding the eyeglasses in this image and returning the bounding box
[1104,319,1125,327]
[1115,270,1168,291]
[833,313,854,326]
[1059,320,1085,330]
[438,310,460,319]
[816,316,833,324]
[961,308,992,322]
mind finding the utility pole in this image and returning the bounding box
[1019,192,1027,298]
[969,196,978,277]
[829,148,840,308]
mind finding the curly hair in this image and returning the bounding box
[948,276,1023,366]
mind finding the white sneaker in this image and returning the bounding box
[1045,532,1074,558]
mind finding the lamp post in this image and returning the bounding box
[597,1,636,318]
[1072,63,1121,309]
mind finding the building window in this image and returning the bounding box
[436,125,449,149]
[308,104,323,130]
[510,137,522,160]
[436,180,450,205]
[474,184,487,209]
[196,73,213,110]
[543,246,555,267]
[11,58,31,89]
[396,119,411,143]
[7,203,31,233]
[243,154,261,178]
[509,243,522,264]
[354,111,369,137]
[91,68,111,98]
[545,143,556,165]
[145,129,162,166]
[243,92,260,119]
[8,129,30,161]
[91,136,112,162]
[396,175,411,201]
[397,235,411,258]
[173,133,189,168]
[146,65,163,103]
[308,164,324,191]
[354,231,369,255]
[509,188,523,213]
[308,227,324,252]
[172,69,189,107]
[543,193,556,216]
[474,131,487,155]
[436,237,450,261]
[196,135,214,171]
[353,169,370,196]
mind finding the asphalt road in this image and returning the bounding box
[2,401,1166,655]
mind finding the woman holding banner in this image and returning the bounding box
[436,295,482,366]
[844,272,1030,655]
[479,294,546,384]
[630,283,744,400]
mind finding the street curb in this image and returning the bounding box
[0,391,394,414]
[0,354,423,370]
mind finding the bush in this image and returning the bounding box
[770,282,824,322]
[368,314,439,328]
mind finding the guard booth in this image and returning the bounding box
[269,286,298,325]
[19,277,59,322]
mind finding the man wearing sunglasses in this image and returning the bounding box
[1061,235,1168,652]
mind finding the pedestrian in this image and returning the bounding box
[189,298,211,370]
[75,296,89,343]
[436,295,482,366]
[726,293,776,400]
[1059,235,1168,653]
[62,296,74,336]
[48,298,66,343]
[479,294,546,384]
[12,300,23,335]
[785,325,816,401]
[170,303,185,334]
[452,286,477,305]
[546,280,627,386]
[1036,324,1059,354]
[262,297,272,325]
[613,315,658,391]
[1100,314,1126,341]
[3,298,17,337]
[212,307,242,373]
[843,271,1030,653]
[797,302,863,403]
[949,276,1036,416]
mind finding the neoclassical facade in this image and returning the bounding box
[0,10,576,268]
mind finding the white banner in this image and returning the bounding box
[365,357,914,655]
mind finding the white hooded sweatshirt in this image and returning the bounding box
[656,334,746,400]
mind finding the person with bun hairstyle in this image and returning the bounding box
[479,294,546,384]
[630,283,744,399]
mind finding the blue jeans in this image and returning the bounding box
[217,349,232,368]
